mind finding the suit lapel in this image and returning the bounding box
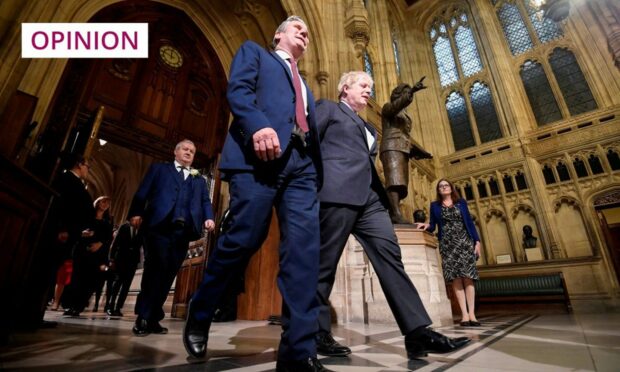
[338,102,371,151]
[168,163,182,186]
[270,51,294,88]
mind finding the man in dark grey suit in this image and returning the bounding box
[314,71,470,359]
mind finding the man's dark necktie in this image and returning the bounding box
[289,58,309,133]
[177,165,186,180]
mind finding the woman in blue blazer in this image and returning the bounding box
[418,179,482,327]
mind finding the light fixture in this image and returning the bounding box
[98,139,107,146]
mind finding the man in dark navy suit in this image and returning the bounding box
[128,139,215,336]
[105,216,143,317]
[183,16,328,372]
[314,71,470,360]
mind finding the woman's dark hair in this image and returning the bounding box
[435,178,460,204]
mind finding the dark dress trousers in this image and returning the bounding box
[190,41,322,361]
[128,162,214,322]
[315,100,432,336]
[106,222,143,312]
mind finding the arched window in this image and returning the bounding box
[446,91,475,150]
[520,60,562,125]
[503,173,515,192]
[607,148,620,171]
[549,48,597,116]
[391,27,401,77]
[572,157,588,178]
[542,164,556,184]
[493,1,597,125]
[429,6,504,152]
[363,51,376,98]
[495,0,562,55]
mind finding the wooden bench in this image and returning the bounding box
[475,273,572,313]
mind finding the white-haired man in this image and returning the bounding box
[314,71,470,359]
[128,139,215,336]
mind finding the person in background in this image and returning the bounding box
[63,196,113,317]
[105,217,143,317]
[417,179,482,327]
[128,139,215,336]
[49,154,95,312]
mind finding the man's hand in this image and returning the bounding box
[204,219,215,232]
[412,76,427,92]
[415,222,430,230]
[253,128,281,161]
[81,229,94,238]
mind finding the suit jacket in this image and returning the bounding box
[219,41,322,186]
[128,162,214,241]
[427,198,480,243]
[315,100,387,206]
[109,222,142,270]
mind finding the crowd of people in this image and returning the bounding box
[45,15,483,372]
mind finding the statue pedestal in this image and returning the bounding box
[525,247,543,261]
[330,226,453,328]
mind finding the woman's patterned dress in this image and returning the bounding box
[439,205,478,282]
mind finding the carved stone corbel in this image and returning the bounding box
[344,1,370,58]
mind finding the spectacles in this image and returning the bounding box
[438,184,451,189]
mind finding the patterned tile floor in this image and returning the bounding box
[1,311,618,371]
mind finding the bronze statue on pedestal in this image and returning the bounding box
[380,77,432,224]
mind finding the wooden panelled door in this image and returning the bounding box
[237,212,283,320]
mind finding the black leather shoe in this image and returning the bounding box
[62,309,80,317]
[405,328,471,359]
[106,309,114,316]
[132,317,150,337]
[112,309,123,317]
[468,320,481,327]
[183,299,210,358]
[276,357,333,372]
[148,321,168,334]
[316,332,351,357]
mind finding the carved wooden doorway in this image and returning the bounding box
[594,190,620,286]
[27,1,230,317]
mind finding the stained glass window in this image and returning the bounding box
[524,0,563,43]
[392,29,401,77]
[363,51,376,98]
[607,149,620,171]
[433,36,459,87]
[446,91,475,150]
[549,48,597,116]
[455,26,483,77]
[520,61,562,125]
[497,3,533,55]
[470,82,502,143]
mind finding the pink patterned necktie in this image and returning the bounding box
[289,58,309,133]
